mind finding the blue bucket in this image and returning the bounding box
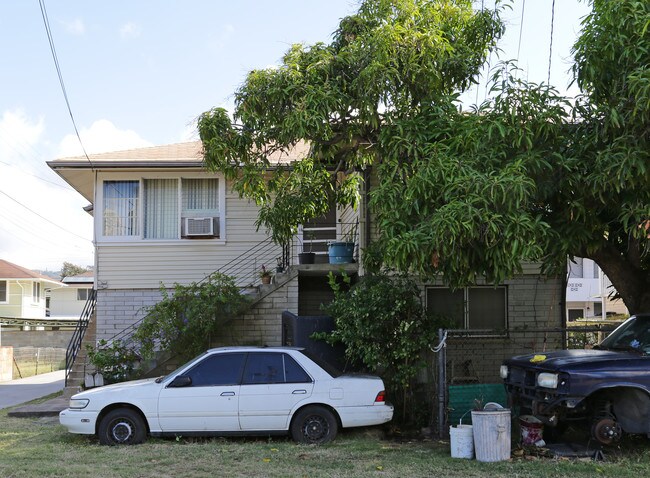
[328,241,355,264]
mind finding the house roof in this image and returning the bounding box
[62,271,94,284]
[47,140,311,203]
[0,260,65,286]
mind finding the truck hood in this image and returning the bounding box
[504,349,644,372]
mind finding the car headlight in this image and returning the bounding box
[537,372,559,389]
[499,365,509,379]
[69,398,90,409]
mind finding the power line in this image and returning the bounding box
[0,190,91,243]
[547,0,556,85]
[38,0,94,170]
[0,160,71,190]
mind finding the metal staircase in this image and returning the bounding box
[63,289,97,387]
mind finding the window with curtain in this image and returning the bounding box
[182,178,219,216]
[103,181,140,236]
[144,179,179,239]
[32,282,41,302]
[426,286,507,331]
[102,177,220,239]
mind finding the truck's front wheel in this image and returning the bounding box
[591,416,622,445]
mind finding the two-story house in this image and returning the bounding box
[48,141,565,384]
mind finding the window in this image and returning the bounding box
[426,286,507,330]
[77,289,89,301]
[103,181,139,236]
[242,353,312,385]
[0,280,6,302]
[102,177,221,240]
[185,353,246,387]
[32,282,41,303]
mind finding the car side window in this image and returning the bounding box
[185,352,246,387]
[284,354,312,383]
[242,352,312,385]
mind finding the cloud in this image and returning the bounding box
[0,110,45,172]
[57,119,153,157]
[62,18,86,35]
[0,110,94,270]
[120,22,141,39]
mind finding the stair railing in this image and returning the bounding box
[64,288,97,386]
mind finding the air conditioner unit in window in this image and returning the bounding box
[183,217,214,237]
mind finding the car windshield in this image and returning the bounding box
[598,316,650,355]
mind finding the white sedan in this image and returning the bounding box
[60,346,393,445]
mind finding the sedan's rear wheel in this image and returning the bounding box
[291,406,338,444]
[98,408,147,445]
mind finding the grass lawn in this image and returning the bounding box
[1,396,650,477]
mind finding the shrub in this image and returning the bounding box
[320,272,448,426]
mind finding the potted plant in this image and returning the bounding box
[298,232,316,264]
[259,265,273,284]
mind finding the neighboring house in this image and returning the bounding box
[566,257,629,321]
[0,259,65,319]
[48,141,564,382]
[49,271,94,319]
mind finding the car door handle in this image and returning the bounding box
[221,392,236,396]
[292,390,307,394]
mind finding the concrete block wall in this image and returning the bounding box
[441,275,564,383]
[96,276,299,347]
[213,276,299,347]
[95,289,163,342]
[1,330,73,349]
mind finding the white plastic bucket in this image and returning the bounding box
[449,424,474,459]
[471,409,511,462]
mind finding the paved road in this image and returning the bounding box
[0,370,65,410]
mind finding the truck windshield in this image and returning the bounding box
[599,316,650,354]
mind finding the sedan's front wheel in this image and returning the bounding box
[98,408,147,445]
[290,406,338,444]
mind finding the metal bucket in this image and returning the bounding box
[471,408,511,462]
[449,424,474,459]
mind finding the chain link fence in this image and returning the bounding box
[12,347,66,379]
[431,324,619,437]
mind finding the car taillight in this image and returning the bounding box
[375,391,386,403]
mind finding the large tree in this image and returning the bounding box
[199,0,650,313]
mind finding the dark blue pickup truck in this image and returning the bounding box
[501,313,650,444]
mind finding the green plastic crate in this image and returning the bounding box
[448,383,507,425]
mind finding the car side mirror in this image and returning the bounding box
[168,375,192,388]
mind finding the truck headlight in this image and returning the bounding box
[69,398,89,409]
[537,373,559,389]
[499,365,509,379]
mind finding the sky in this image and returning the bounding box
[0,0,591,272]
